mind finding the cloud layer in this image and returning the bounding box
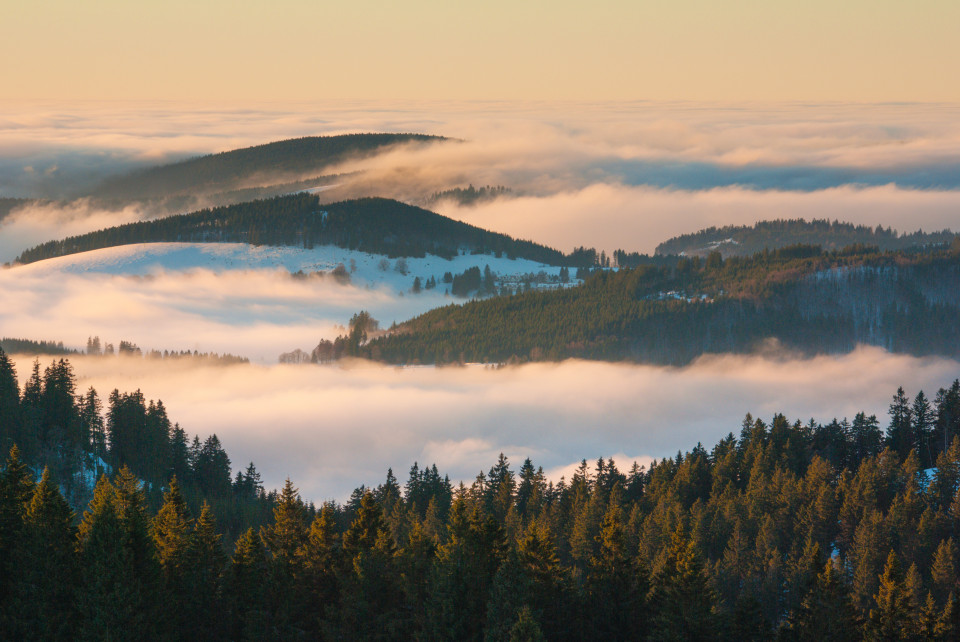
[3,101,960,261]
[8,348,959,503]
[0,265,451,362]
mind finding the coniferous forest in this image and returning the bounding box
[3,345,960,640]
[362,243,960,365]
[14,195,567,266]
[655,219,957,258]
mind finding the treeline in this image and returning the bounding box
[15,195,569,266]
[90,133,446,201]
[0,337,77,356]
[361,245,960,365]
[3,378,960,639]
[426,184,512,206]
[0,349,270,536]
[656,218,957,258]
[85,336,248,365]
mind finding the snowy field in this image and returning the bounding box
[2,242,569,362]
[13,241,566,290]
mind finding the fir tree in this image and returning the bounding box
[0,347,21,452]
[865,551,916,641]
[260,478,308,638]
[187,502,227,640]
[508,605,546,642]
[586,497,649,639]
[10,467,78,640]
[0,444,35,630]
[228,528,271,640]
[153,478,193,639]
[781,560,860,641]
[649,523,718,641]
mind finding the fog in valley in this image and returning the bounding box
[3,100,960,503]
[8,348,959,502]
[4,101,960,261]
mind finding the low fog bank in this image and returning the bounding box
[437,184,960,255]
[4,101,960,261]
[9,348,959,503]
[0,267,451,361]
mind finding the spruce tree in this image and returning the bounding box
[508,605,546,642]
[781,560,860,642]
[515,520,571,641]
[187,502,227,640]
[586,498,649,640]
[649,523,718,642]
[153,478,193,639]
[228,528,270,640]
[865,551,916,641]
[77,475,127,640]
[0,347,20,452]
[300,504,342,637]
[887,386,914,458]
[930,538,958,605]
[340,491,406,640]
[260,478,308,638]
[15,467,78,641]
[0,444,35,631]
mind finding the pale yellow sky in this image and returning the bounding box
[1,0,958,102]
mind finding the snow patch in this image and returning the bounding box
[12,242,570,295]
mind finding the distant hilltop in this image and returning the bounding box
[656,219,956,258]
[90,133,448,202]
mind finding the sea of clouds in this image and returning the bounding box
[3,100,960,260]
[3,100,960,502]
[8,348,960,502]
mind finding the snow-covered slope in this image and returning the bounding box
[2,242,575,361]
[12,242,566,293]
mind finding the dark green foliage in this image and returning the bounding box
[656,218,956,257]
[77,471,160,640]
[16,194,568,265]
[427,184,512,207]
[0,337,77,355]
[780,561,860,642]
[14,467,78,640]
[363,246,960,365]
[649,524,718,641]
[0,445,36,633]
[508,605,547,642]
[0,347,21,453]
[5,376,960,638]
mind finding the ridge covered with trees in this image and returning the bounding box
[2,354,960,639]
[656,219,957,258]
[360,244,960,365]
[15,194,569,265]
[0,350,271,537]
[90,133,447,201]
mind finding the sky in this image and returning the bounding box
[2,1,959,103]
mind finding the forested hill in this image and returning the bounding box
[361,243,960,364]
[4,350,960,638]
[656,219,957,258]
[90,133,446,201]
[14,194,567,265]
